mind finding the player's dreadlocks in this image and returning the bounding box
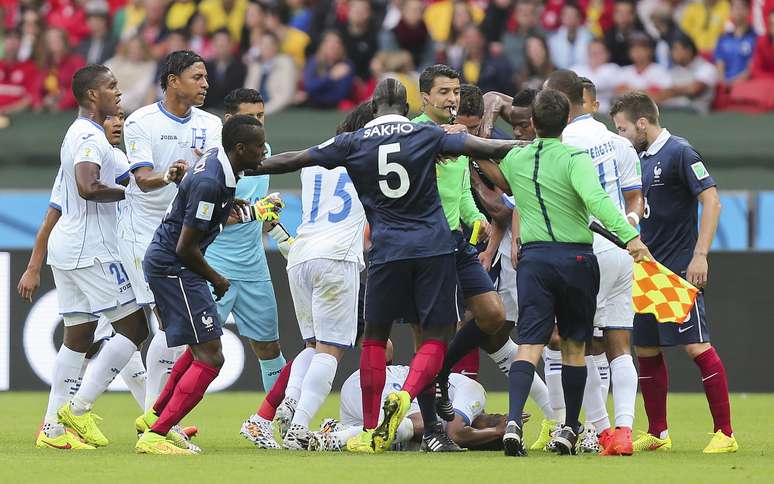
[336,101,375,134]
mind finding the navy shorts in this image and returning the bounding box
[633,292,710,347]
[146,269,223,347]
[516,242,599,345]
[364,254,461,328]
[453,230,495,299]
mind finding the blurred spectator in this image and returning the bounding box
[34,27,85,110]
[240,0,266,54]
[381,0,435,70]
[308,0,348,48]
[548,2,593,69]
[300,30,353,108]
[137,0,169,58]
[105,35,155,112]
[284,0,312,33]
[572,38,620,112]
[337,0,378,80]
[378,51,422,112]
[541,0,565,31]
[658,33,718,113]
[481,0,516,44]
[586,0,615,38]
[448,25,515,95]
[0,29,39,114]
[18,7,43,62]
[503,0,546,72]
[605,0,644,66]
[616,32,670,94]
[519,34,555,90]
[638,0,688,39]
[715,0,757,83]
[199,0,248,43]
[112,0,146,41]
[204,29,247,110]
[752,0,774,34]
[45,0,90,46]
[680,0,730,56]
[424,0,484,44]
[650,3,686,68]
[77,2,117,65]
[188,12,215,60]
[266,3,310,69]
[166,0,196,31]
[244,31,297,115]
[751,10,774,78]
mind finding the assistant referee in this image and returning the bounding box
[477,89,652,457]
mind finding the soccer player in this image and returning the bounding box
[611,92,738,454]
[476,89,650,456]
[545,70,644,455]
[37,65,150,449]
[119,50,222,414]
[579,77,601,115]
[252,78,521,453]
[134,115,267,455]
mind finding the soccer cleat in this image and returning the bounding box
[240,415,280,449]
[35,427,95,450]
[135,429,195,455]
[503,420,526,457]
[552,425,580,455]
[421,421,465,452]
[598,427,614,451]
[134,409,159,437]
[283,424,311,450]
[580,424,600,453]
[600,427,633,456]
[632,431,672,452]
[181,426,198,439]
[346,430,375,453]
[434,379,455,422]
[529,419,557,451]
[309,431,344,452]
[167,427,202,454]
[703,431,738,454]
[272,397,297,442]
[372,390,411,452]
[319,418,340,434]
[57,403,108,447]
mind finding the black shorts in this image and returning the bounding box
[516,242,599,345]
[146,269,223,347]
[633,292,710,347]
[364,254,461,328]
[453,230,495,299]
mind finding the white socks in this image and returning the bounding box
[529,372,555,421]
[144,328,185,411]
[120,351,147,411]
[292,352,338,427]
[396,417,415,443]
[488,338,517,375]
[594,353,610,400]
[71,333,137,415]
[489,339,555,421]
[45,345,86,425]
[285,347,316,402]
[543,348,565,423]
[582,355,610,433]
[610,354,637,429]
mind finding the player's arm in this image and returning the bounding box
[251,149,316,175]
[446,414,503,448]
[458,135,525,161]
[472,158,511,195]
[480,91,514,136]
[17,206,61,302]
[469,167,512,227]
[124,118,186,191]
[480,219,504,271]
[623,189,644,227]
[619,145,644,226]
[254,134,351,175]
[75,162,125,202]
[687,187,721,287]
[176,225,230,300]
[459,164,489,237]
[132,163,188,192]
[511,206,522,268]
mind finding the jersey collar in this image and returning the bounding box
[644,128,671,157]
[77,116,105,131]
[364,114,411,127]
[217,148,238,188]
[157,101,192,124]
[569,113,593,124]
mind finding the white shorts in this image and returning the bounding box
[117,235,155,305]
[496,253,518,322]
[52,261,140,326]
[594,249,634,330]
[94,316,114,341]
[287,259,360,348]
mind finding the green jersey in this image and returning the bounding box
[412,113,485,231]
[499,138,639,245]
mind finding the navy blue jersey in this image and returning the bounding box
[307,114,468,264]
[640,130,716,272]
[145,147,238,275]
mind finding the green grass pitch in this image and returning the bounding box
[1,392,771,483]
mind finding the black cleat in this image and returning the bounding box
[503,420,527,457]
[551,425,579,455]
[434,379,455,422]
[421,422,465,452]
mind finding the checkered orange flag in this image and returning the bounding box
[632,259,699,323]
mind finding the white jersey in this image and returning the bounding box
[119,102,222,245]
[47,117,122,270]
[497,194,515,257]
[287,165,366,270]
[562,114,641,253]
[51,148,130,212]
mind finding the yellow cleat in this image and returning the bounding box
[703,431,738,454]
[346,430,375,453]
[35,428,96,450]
[530,419,557,451]
[135,429,195,455]
[632,431,672,452]
[372,391,411,453]
[57,404,109,447]
[135,409,159,436]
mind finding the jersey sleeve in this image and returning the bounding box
[439,132,468,156]
[183,178,222,232]
[123,117,154,171]
[113,148,131,184]
[73,134,107,168]
[617,142,642,191]
[459,161,486,225]
[307,133,352,169]
[677,145,717,197]
[49,168,63,211]
[203,118,223,152]
[451,379,486,426]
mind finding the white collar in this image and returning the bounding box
[644,128,671,156]
[217,147,238,188]
[364,114,410,128]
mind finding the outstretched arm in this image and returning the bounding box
[457,135,524,161]
[474,158,511,195]
[251,149,317,175]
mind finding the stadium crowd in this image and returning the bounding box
[1,0,774,117]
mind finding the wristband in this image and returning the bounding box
[626,212,640,225]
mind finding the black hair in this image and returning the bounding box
[72,64,112,106]
[609,90,659,124]
[532,89,570,138]
[213,27,231,39]
[579,76,596,100]
[222,115,264,153]
[672,32,698,58]
[372,77,408,115]
[544,69,584,106]
[166,28,190,41]
[512,88,539,108]
[419,64,460,94]
[223,88,264,115]
[458,84,484,117]
[336,101,375,134]
[159,50,204,91]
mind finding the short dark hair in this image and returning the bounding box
[419,64,460,94]
[458,84,484,117]
[512,88,539,108]
[579,76,596,101]
[532,89,569,138]
[545,69,584,106]
[72,64,112,105]
[167,28,190,41]
[372,77,408,114]
[223,88,264,115]
[672,32,698,58]
[336,101,375,134]
[213,27,231,39]
[609,90,659,124]
[159,50,204,91]
[222,115,264,152]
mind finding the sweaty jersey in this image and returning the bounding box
[144,147,237,276]
[48,117,122,270]
[206,143,272,282]
[287,164,366,270]
[562,114,642,253]
[639,128,717,272]
[119,102,222,246]
[50,147,131,212]
[307,114,467,264]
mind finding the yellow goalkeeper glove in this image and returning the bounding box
[243,192,285,223]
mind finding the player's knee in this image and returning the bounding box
[684,342,711,359]
[63,326,95,353]
[249,339,281,360]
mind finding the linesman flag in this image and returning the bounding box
[632,259,699,323]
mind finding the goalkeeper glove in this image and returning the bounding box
[268,223,294,259]
[238,192,285,223]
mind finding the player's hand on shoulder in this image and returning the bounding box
[441,123,468,135]
[626,236,653,263]
[211,275,230,301]
[17,269,40,302]
[686,253,709,288]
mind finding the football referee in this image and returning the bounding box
[477,89,652,457]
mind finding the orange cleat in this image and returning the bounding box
[598,428,614,451]
[600,427,633,456]
[182,426,198,439]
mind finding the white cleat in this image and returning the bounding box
[580,424,600,453]
[282,424,311,450]
[240,414,280,449]
[309,431,344,452]
[272,397,297,442]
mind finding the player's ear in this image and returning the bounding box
[402,101,409,117]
